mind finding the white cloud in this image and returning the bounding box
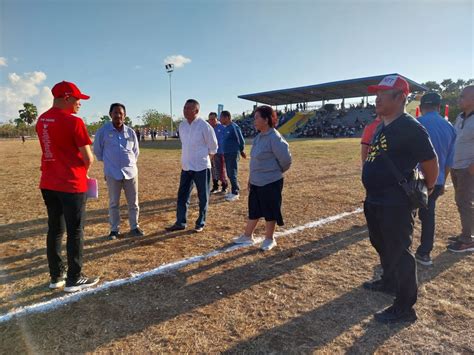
[163,54,192,69]
[0,57,7,67]
[38,86,53,115]
[133,65,142,70]
[0,71,52,122]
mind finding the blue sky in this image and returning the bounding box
[0,0,472,124]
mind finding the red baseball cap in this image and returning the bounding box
[368,75,410,96]
[51,81,90,100]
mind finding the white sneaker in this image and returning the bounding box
[233,234,255,244]
[49,274,66,289]
[260,238,277,251]
[225,193,240,202]
[224,192,233,199]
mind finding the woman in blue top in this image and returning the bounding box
[233,106,292,251]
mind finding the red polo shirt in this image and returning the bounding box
[36,107,92,193]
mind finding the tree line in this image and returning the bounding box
[1,77,472,138]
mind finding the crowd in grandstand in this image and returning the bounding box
[235,105,376,139]
[294,107,375,138]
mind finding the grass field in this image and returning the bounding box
[0,138,473,353]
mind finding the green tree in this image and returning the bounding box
[422,78,474,122]
[18,102,38,125]
[422,81,441,92]
[141,109,171,129]
[125,116,132,126]
[99,115,111,124]
[86,122,103,135]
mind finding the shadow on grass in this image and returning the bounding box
[0,197,228,286]
[224,250,462,354]
[3,226,464,353]
[1,225,368,352]
[0,197,177,245]
[138,139,181,150]
[0,194,226,248]
[0,221,213,288]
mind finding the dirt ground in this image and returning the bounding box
[0,138,473,353]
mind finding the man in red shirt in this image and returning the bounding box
[36,81,99,292]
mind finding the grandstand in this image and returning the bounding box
[236,73,427,137]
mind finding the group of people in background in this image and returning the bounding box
[134,127,169,141]
[34,77,472,327]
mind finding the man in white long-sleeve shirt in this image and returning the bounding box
[166,99,218,233]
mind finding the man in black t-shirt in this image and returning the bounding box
[362,75,438,323]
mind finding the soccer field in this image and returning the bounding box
[0,138,472,353]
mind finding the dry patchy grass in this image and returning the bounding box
[0,138,472,353]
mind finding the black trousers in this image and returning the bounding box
[41,189,86,281]
[364,201,418,310]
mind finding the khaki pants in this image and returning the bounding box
[106,176,139,232]
[452,168,473,238]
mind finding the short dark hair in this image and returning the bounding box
[221,110,231,119]
[109,103,126,114]
[254,105,274,127]
[420,103,440,111]
[208,112,217,117]
[185,99,200,109]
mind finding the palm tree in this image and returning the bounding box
[18,103,38,125]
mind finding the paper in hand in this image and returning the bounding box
[86,178,98,199]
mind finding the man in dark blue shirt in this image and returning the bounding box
[362,75,438,323]
[220,111,246,202]
[416,93,456,265]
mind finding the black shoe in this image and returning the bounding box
[108,231,119,240]
[130,227,144,237]
[415,252,433,266]
[49,274,66,289]
[64,275,100,293]
[374,305,417,324]
[165,224,186,232]
[448,235,461,242]
[210,186,219,193]
[363,279,396,296]
[221,184,228,194]
[194,226,204,233]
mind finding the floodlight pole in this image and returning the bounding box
[165,63,174,135]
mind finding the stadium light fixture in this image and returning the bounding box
[165,63,174,135]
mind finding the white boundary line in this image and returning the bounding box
[0,208,364,323]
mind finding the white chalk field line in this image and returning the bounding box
[0,207,365,323]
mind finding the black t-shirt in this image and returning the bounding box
[362,113,436,205]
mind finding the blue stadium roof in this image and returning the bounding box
[238,73,428,106]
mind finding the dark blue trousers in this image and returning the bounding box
[176,169,211,228]
[417,185,443,256]
[224,152,240,195]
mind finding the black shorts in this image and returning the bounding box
[248,178,284,226]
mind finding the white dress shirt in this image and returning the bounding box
[179,117,218,171]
